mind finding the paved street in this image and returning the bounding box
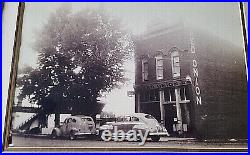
[8,135,248,152]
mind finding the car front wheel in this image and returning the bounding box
[151,136,160,142]
[69,131,77,140]
[51,130,58,139]
[98,130,104,141]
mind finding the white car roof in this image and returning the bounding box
[120,113,148,118]
[68,115,92,119]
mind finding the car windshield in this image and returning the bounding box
[125,116,131,122]
[132,117,139,121]
[82,117,92,121]
[116,117,124,122]
[116,116,132,122]
[145,114,155,119]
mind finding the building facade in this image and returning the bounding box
[134,23,247,139]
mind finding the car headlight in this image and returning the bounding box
[72,128,79,132]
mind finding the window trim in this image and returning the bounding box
[142,58,149,82]
[171,50,180,78]
[155,55,164,80]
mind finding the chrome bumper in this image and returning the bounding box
[75,132,96,136]
[149,132,169,136]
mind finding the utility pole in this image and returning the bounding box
[55,102,60,127]
[175,88,183,134]
[136,92,140,113]
[159,90,165,126]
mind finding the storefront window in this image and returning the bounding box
[149,89,160,101]
[180,87,186,100]
[164,87,190,102]
[164,89,170,101]
[180,86,190,100]
[164,88,176,101]
[170,88,176,101]
[140,90,150,102]
[140,89,159,102]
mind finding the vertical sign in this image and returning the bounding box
[190,33,202,105]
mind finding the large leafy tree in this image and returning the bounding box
[17,5,134,125]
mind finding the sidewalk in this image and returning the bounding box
[160,137,197,142]
[160,137,248,143]
[12,133,197,141]
[12,132,49,139]
[12,133,248,144]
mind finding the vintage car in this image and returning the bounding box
[51,115,96,140]
[99,113,169,142]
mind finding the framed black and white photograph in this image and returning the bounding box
[2,2,248,152]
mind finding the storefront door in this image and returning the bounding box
[163,87,191,136]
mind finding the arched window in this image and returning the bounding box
[171,50,180,78]
[142,58,149,81]
[155,55,164,80]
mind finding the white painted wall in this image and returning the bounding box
[12,112,34,129]
[47,114,71,128]
[42,114,71,135]
[29,119,39,129]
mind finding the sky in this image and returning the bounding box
[16,2,244,115]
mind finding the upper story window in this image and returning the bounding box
[155,55,164,80]
[142,58,149,82]
[171,50,180,78]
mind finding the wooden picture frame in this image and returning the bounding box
[2,2,248,152]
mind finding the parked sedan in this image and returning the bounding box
[51,115,96,140]
[99,113,169,142]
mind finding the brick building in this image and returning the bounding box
[134,23,247,139]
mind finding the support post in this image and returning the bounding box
[175,88,183,134]
[55,102,60,127]
[159,90,165,126]
[55,113,60,127]
[136,92,140,113]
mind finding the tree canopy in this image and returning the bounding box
[17,5,134,116]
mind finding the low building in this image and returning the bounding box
[134,23,247,139]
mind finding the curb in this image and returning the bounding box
[161,137,197,142]
[13,133,198,142]
[12,133,248,144]
[12,133,50,139]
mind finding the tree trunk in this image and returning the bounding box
[54,102,60,127]
[55,113,60,127]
